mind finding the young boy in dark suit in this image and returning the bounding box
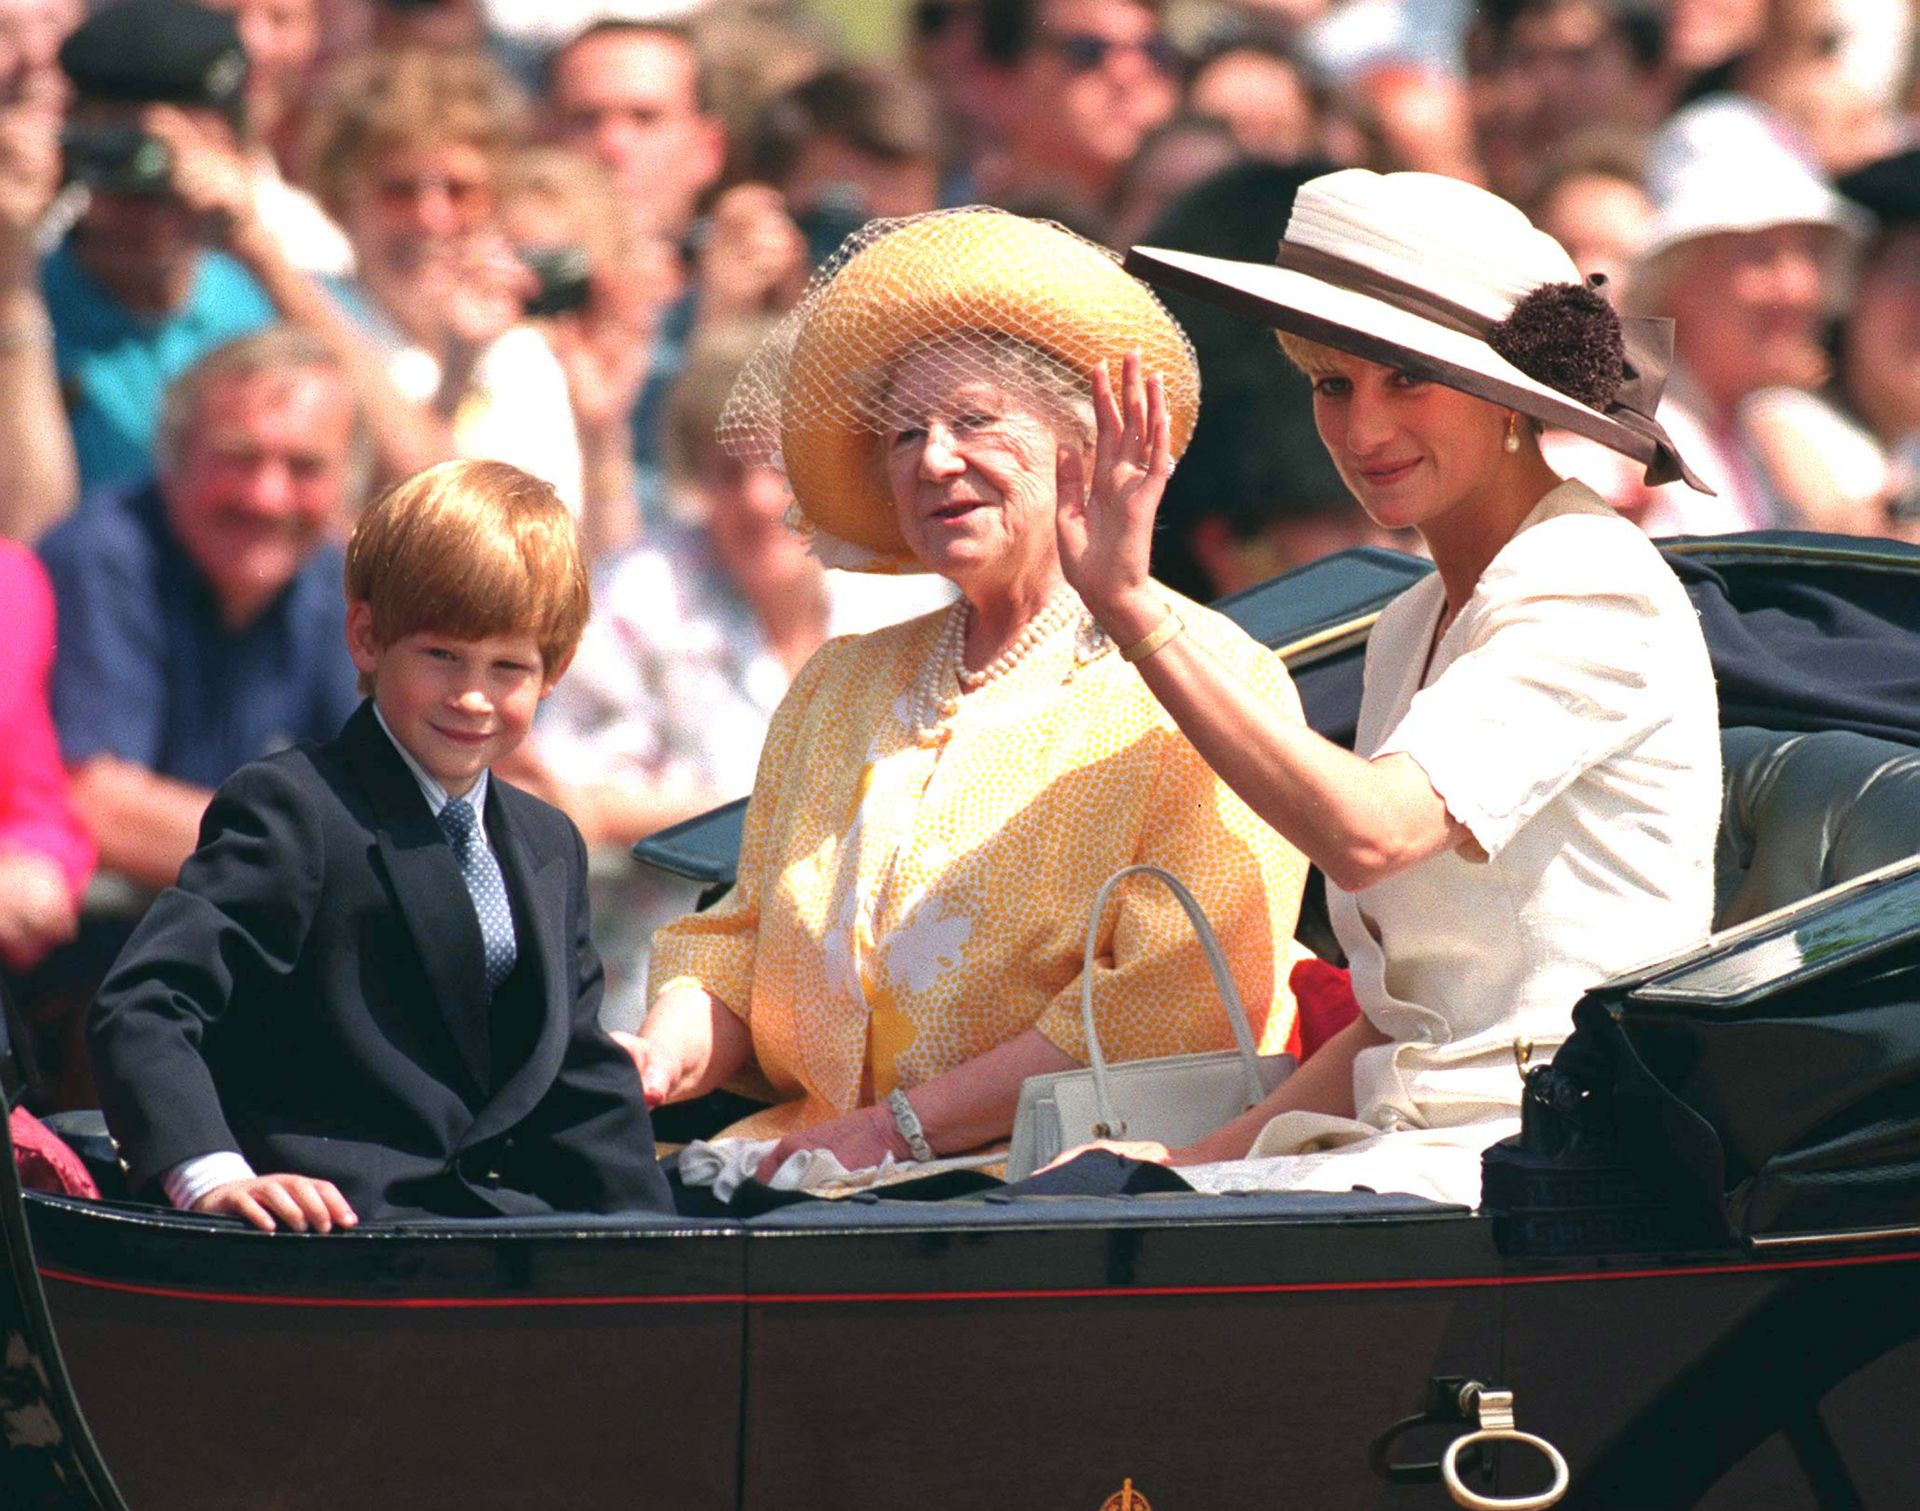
[88,460,670,1229]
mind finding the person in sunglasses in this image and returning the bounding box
[974,0,1181,228]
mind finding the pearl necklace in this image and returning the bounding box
[910,585,1082,742]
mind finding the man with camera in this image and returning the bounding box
[40,0,276,506]
[6,0,474,543]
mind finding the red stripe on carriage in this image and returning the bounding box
[37,1247,1920,1309]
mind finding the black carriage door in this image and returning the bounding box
[738,1200,1506,1511]
[1502,1247,1920,1510]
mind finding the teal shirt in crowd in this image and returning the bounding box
[42,240,276,498]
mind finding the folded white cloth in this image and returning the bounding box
[1179,1112,1520,1208]
[676,1137,1002,1202]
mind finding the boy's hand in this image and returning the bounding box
[193,1174,359,1233]
[610,1030,679,1108]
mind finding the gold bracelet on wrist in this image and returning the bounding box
[1119,610,1185,663]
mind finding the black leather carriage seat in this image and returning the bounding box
[1715,725,1920,929]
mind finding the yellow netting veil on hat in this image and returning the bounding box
[719,206,1201,568]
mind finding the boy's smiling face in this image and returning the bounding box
[346,603,553,798]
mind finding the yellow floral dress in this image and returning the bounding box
[648,590,1311,1142]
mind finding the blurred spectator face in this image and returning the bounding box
[1740,0,1898,175]
[1109,118,1240,247]
[754,66,946,227]
[342,137,495,321]
[909,0,1006,139]
[371,0,482,52]
[68,98,239,314]
[1360,64,1481,182]
[786,132,938,221]
[1189,48,1317,163]
[498,146,684,329]
[1499,1,1655,139]
[1845,226,1920,441]
[1662,222,1838,406]
[1013,0,1179,195]
[162,363,357,628]
[199,0,317,150]
[1536,169,1651,291]
[548,27,724,241]
[0,0,79,120]
[1665,0,1767,74]
[1470,1,1655,195]
[698,453,811,592]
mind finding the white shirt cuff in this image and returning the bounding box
[163,1151,258,1211]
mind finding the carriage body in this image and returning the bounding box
[5,534,1918,1511]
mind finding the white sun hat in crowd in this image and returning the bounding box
[1638,96,1870,264]
[1126,168,1709,491]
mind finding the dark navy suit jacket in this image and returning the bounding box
[88,702,670,1220]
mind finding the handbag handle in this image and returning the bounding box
[1080,864,1268,1139]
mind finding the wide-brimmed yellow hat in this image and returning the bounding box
[720,207,1200,570]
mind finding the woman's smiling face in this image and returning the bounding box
[882,342,1072,592]
[1303,348,1511,537]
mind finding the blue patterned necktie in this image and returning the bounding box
[438,796,517,997]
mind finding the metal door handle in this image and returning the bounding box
[1441,1385,1570,1511]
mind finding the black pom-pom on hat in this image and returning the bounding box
[1488,279,1625,412]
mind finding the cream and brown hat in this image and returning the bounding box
[1127,169,1709,491]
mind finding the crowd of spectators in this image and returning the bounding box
[0,0,1916,1088]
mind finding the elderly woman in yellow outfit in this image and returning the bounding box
[623,209,1309,1184]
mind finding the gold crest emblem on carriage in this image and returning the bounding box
[1099,1479,1151,1511]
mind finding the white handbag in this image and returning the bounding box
[1005,864,1295,1181]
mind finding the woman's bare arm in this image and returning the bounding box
[747,1028,1077,1182]
[1176,1011,1388,1163]
[906,1028,1078,1155]
[1057,355,1464,890]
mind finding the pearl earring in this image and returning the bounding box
[1503,414,1521,454]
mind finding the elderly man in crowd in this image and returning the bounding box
[16,326,360,1103]
[38,326,363,894]
[1633,99,1870,535]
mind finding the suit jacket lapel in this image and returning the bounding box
[339,703,493,1095]
[460,783,572,1149]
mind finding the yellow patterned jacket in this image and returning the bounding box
[648,591,1310,1142]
